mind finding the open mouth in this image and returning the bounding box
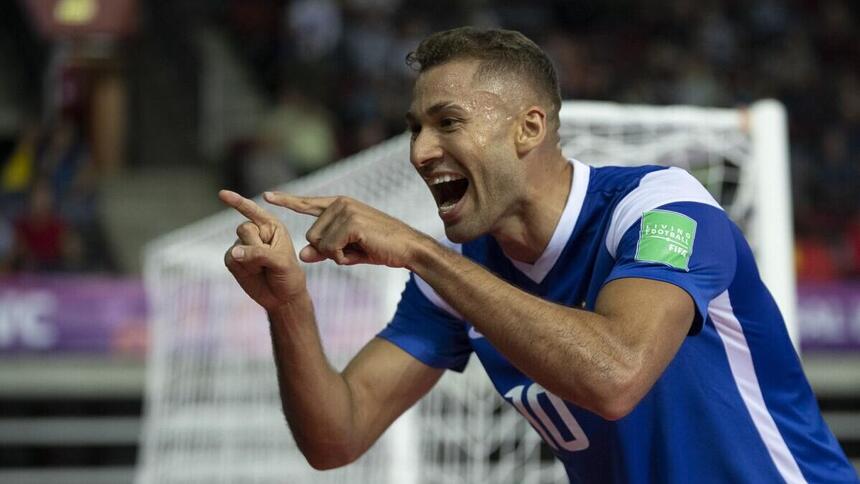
[427,174,470,211]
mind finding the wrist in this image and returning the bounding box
[268,289,314,324]
[406,233,450,276]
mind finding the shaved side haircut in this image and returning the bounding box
[406,27,562,133]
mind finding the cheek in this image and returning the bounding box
[492,157,526,198]
[469,120,509,150]
[473,161,515,206]
[472,134,489,148]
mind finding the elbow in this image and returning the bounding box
[306,455,353,471]
[587,371,646,422]
[593,394,638,421]
[298,440,360,471]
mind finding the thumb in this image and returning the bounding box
[299,245,327,263]
[231,244,280,271]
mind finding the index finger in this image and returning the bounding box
[219,190,275,225]
[264,191,337,217]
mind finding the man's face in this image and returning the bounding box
[407,59,525,243]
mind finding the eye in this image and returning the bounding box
[439,118,460,130]
[408,124,421,139]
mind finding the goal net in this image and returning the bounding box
[136,100,794,484]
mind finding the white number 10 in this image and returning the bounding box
[504,383,590,452]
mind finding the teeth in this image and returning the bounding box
[439,200,456,210]
[428,174,464,186]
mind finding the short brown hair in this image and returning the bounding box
[406,27,561,131]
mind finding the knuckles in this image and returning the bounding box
[318,239,339,255]
[333,196,361,216]
[236,221,258,239]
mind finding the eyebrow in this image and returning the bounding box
[405,101,464,124]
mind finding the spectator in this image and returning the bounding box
[39,118,90,204]
[1,122,39,195]
[257,83,336,176]
[796,235,840,282]
[286,0,342,63]
[12,179,80,272]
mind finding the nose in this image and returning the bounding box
[410,129,443,170]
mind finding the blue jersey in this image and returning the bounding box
[378,159,857,483]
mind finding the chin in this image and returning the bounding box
[443,222,483,244]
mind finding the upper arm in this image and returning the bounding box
[341,337,444,455]
[603,168,737,333]
[592,171,739,410]
[377,273,473,370]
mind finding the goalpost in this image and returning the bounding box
[136,100,794,484]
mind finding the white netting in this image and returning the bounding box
[137,100,793,484]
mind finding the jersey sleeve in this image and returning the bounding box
[376,273,472,372]
[604,201,737,334]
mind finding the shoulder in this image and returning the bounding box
[588,164,667,196]
[603,166,723,258]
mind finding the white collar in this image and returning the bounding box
[509,158,590,283]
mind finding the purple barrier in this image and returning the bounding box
[0,275,147,356]
[0,275,857,356]
[798,282,860,351]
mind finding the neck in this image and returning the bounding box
[492,154,573,264]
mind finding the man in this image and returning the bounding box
[221,27,856,483]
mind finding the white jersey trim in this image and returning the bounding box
[510,158,591,283]
[417,159,589,311]
[415,239,464,320]
[605,167,722,258]
[709,290,807,483]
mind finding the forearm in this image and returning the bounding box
[267,292,360,468]
[409,240,640,418]
[219,190,431,465]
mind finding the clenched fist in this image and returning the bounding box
[263,191,432,269]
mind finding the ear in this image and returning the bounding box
[515,106,547,156]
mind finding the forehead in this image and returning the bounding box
[409,59,513,117]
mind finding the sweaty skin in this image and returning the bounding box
[406,59,568,262]
[221,58,694,468]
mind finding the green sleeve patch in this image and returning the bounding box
[634,209,697,271]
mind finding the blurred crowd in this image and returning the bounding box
[0,117,113,273]
[1,0,858,280]
[220,0,860,281]
[0,20,117,274]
